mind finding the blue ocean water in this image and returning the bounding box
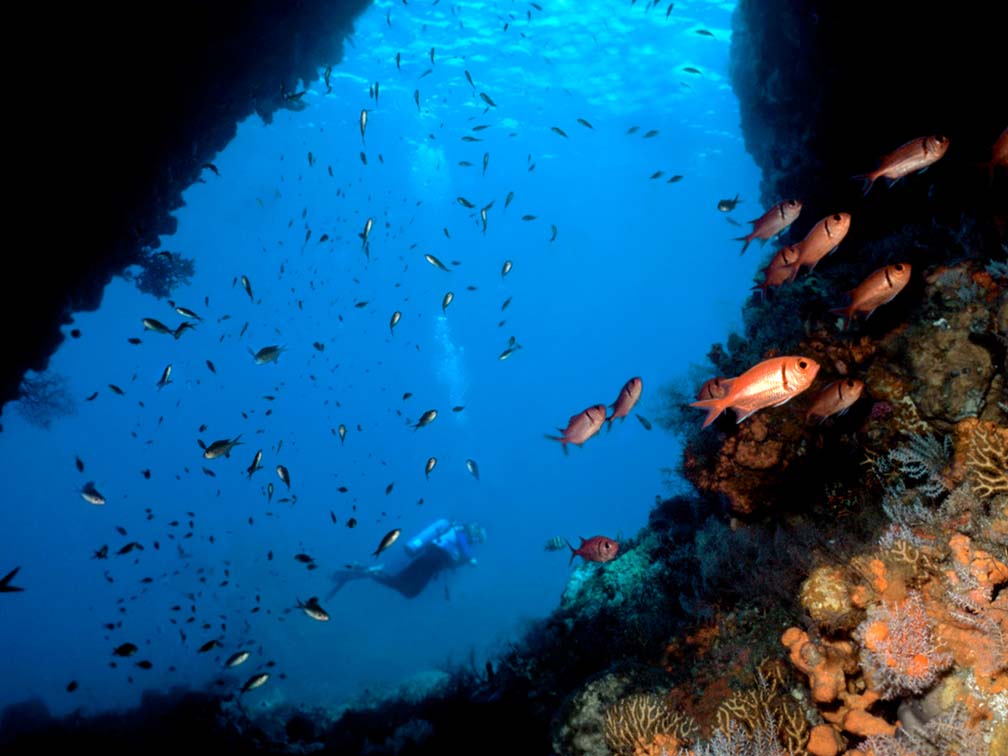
[0,0,759,719]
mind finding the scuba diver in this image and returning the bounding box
[327,519,486,599]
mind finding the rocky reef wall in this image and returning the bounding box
[3,0,370,417]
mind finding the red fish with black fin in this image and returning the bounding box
[790,212,851,281]
[607,377,642,425]
[546,404,607,454]
[854,135,949,195]
[752,245,799,298]
[829,263,911,330]
[735,199,802,255]
[805,378,865,423]
[568,535,619,565]
[690,356,820,428]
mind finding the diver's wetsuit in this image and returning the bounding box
[330,526,473,599]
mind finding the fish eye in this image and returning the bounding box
[846,380,855,387]
[798,360,808,369]
[832,214,842,221]
[894,264,904,271]
[936,134,947,142]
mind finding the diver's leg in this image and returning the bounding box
[374,549,452,598]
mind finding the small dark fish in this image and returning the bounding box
[66,680,79,692]
[206,360,216,374]
[643,130,659,138]
[452,405,465,412]
[465,459,479,480]
[396,52,401,70]
[456,196,476,208]
[373,528,402,557]
[202,163,219,176]
[385,482,395,495]
[461,136,482,143]
[650,171,664,180]
[626,126,640,135]
[717,194,741,212]
[505,191,515,209]
[75,456,85,473]
[198,639,221,653]
[86,392,99,402]
[551,126,568,138]
[696,28,714,37]
[577,118,593,129]
[414,89,420,110]
[113,642,138,657]
[666,3,674,19]
[414,409,437,429]
[294,553,314,564]
[667,175,684,183]
[479,92,497,108]
[127,337,142,345]
[424,254,450,272]
[241,673,270,694]
[108,384,125,396]
[521,214,537,221]
[135,660,153,670]
[346,517,357,528]
[276,465,291,490]
[635,414,652,430]
[682,66,702,75]
[464,70,475,91]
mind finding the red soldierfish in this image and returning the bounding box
[736,199,803,255]
[568,535,619,565]
[790,212,851,281]
[855,135,949,195]
[546,404,607,453]
[830,263,911,330]
[607,377,642,424]
[690,356,820,428]
[805,378,865,423]
[752,245,800,298]
[696,376,732,401]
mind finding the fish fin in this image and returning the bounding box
[689,397,728,428]
[0,566,22,592]
[732,406,759,424]
[567,540,577,565]
[733,235,753,255]
[851,172,878,196]
[718,378,735,394]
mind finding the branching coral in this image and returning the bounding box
[603,692,696,756]
[966,422,1008,499]
[855,591,952,699]
[15,371,76,428]
[133,250,196,300]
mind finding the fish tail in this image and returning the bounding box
[734,234,753,255]
[852,172,877,196]
[689,398,729,428]
[567,539,577,565]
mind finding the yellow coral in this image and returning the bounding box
[968,422,1008,498]
[603,693,696,756]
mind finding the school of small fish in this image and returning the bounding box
[10,0,1000,711]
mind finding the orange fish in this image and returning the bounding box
[790,212,851,281]
[735,199,803,255]
[855,135,949,195]
[607,377,642,424]
[567,535,619,565]
[830,263,911,330]
[696,376,732,401]
[752,245,799,298]
[546,404,607,453]
[690,356,820,428]
[805,378,865,423]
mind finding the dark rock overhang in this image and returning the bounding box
[4,0,371,418]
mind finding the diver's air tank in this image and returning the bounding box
[404,518,452,557]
